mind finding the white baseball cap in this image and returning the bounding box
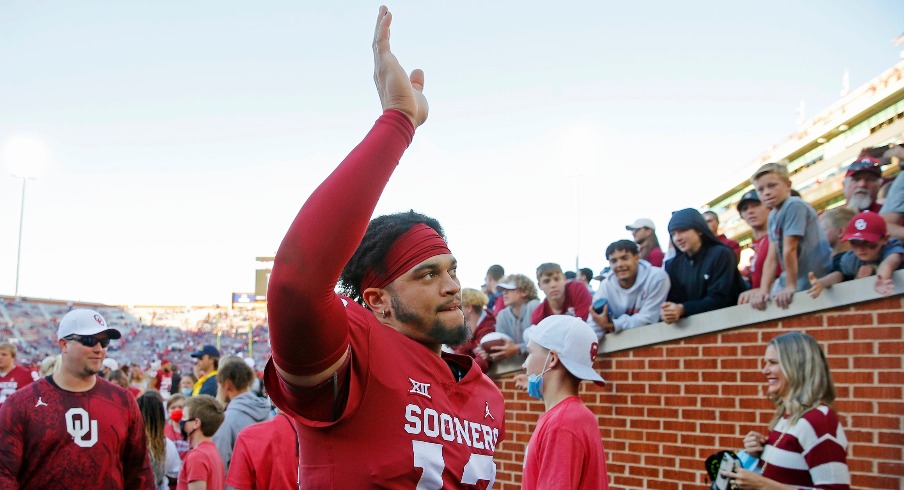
[528,315,606,386]
[102,358,120,371]
[57,309,122,340]
[625,218,655,231]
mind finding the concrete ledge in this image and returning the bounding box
[600,269,904,354]
[489,269,904,377]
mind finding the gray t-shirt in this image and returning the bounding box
[494,298,540,353]
[880,174,904,214]
[768,196,832,291]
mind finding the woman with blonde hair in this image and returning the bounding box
[38,354,61,377]
[450,288,496,373]
[722,332,849,489]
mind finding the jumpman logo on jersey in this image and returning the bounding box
[484,401,494,421]
[34,397,48,408]
[408,378,431,399]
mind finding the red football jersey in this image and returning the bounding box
[0,365,35,405]
[0,376,155,489]
[266,300,506,489]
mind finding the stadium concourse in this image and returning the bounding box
[0,296,270,376]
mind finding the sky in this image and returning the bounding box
[1,2,903,306]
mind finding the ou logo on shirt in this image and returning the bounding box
[65,408,98,448]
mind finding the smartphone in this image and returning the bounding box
[713,453,738,490]
[592,297,608,315]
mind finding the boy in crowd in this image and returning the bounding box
[807,211,903,298]
[577,268,595,294]
[736,190,782,303]
[588,240,670,335]
[818,206,856,271]
[703,210,741,265]
[531,263,593,325]
[482,264,506,313]
[0,343,35,406]
[661,209,746,323]
[519,315,608,490]
[744,163,832,310]
[212,357,271,473]
[178,394,226,490]
[485,274,541,362]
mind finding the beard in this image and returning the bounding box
[391,294,469,347]
[847,192,873,211]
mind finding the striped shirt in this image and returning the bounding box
[762,405,850,490]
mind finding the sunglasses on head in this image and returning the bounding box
[850,159,881,172]
[65,334,111,348]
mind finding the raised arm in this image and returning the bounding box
[268,6,428,386]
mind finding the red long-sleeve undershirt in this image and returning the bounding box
[267,110,414,376]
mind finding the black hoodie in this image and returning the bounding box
[664,208,746,317]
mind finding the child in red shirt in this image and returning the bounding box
[177,395,225,490]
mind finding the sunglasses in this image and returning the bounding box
[849,158,881,172]
[65,335,111,348]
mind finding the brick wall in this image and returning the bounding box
[491,294,904,489]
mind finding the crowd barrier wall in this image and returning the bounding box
[489,269,904,489]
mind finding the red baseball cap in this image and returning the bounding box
[845,157,882,178]
[841,212,886,243]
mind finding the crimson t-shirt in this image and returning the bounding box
[177,440,225,490]
[0,365,35,405]
[522,396,609,490]
[226,415,300,490]
[531,280,593,326]
[748,235,781,289]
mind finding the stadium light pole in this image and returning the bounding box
[14,176,30,297]
[574,173,581,272]
[3,135,50,298]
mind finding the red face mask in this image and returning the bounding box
[170,408,183,423]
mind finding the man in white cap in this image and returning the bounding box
[519,315,609,490]
[101,357,119,378]
[0,309,155,489]
[626,218,664,267]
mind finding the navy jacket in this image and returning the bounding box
[665,208,746,317]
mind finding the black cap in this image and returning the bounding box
[190,344,220,359]
[737,190,760,211]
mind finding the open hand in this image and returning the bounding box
[373,6,428,128]
[806,272,824,299]
[875,275,895,296]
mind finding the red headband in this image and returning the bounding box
[360,223,451,291]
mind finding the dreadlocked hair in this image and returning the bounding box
[338,210,445,305]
